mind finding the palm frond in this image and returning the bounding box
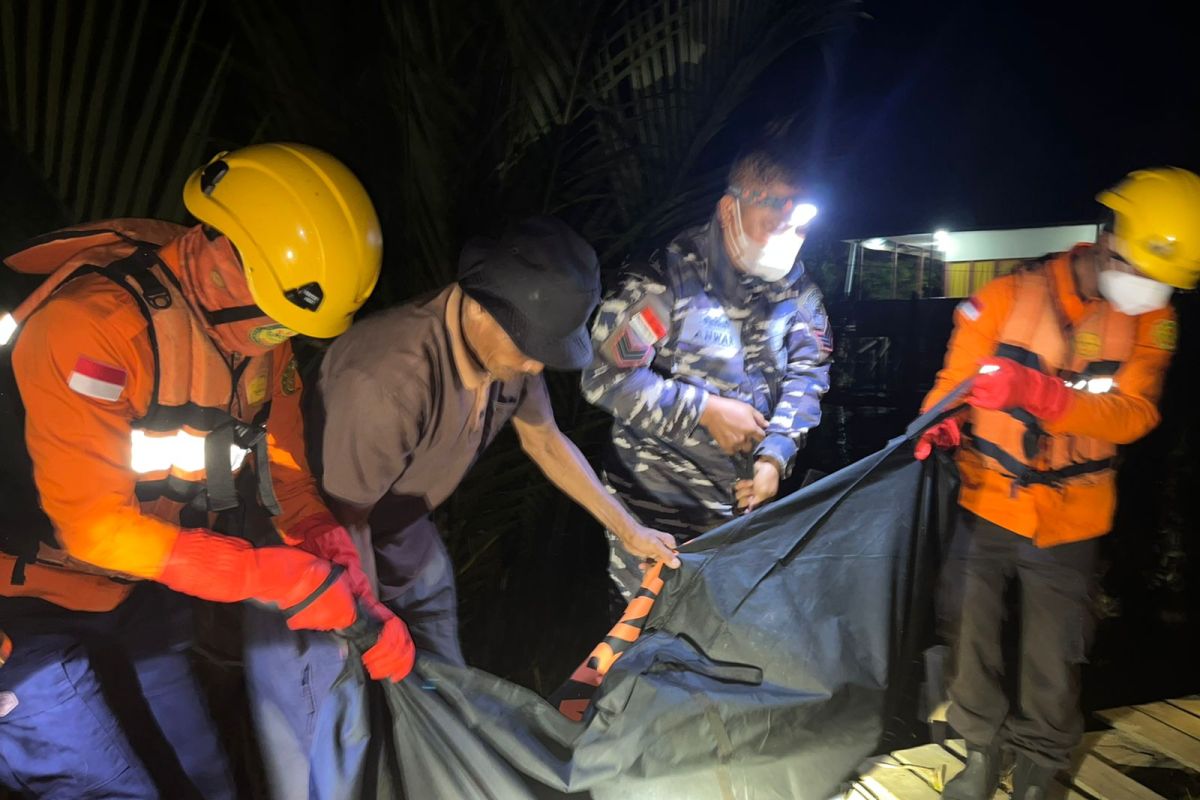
[0,0,230,223]
[1,3,18,132]
[71,0,126,217]
[41,1,67,176]
[116,1,203,216]
[154,38,232,221]
[21,1,41,156]
[581,0,859,253]
[55,0,98,200]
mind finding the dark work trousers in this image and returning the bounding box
[0,585,235,799]
[940,510,1098,770]
[244,513,463,800]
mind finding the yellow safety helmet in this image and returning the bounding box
[183,143,383,338]
[1096,167,1200,290]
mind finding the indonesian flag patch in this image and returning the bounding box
[68,356,127,401]
[629,306,667,345]
[608,305,668,368]
[956,296,983,322]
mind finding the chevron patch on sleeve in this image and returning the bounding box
[608,306,667,368]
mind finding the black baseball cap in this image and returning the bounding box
[457,216,600,370]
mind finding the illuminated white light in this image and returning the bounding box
[0,312,16,346]
[130,429,248,475]
[789,203,819,228]
[978,363,1001,375]
[862,238,890,250]
[1086,377,1114,394]
[759,231,805,272]
[1072,379,1087,390]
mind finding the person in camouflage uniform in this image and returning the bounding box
[582,146,833,604]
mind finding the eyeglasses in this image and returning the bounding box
[1108,251,1140,275]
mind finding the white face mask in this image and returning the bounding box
[728,199,805,282]
[1097,269,1174,315]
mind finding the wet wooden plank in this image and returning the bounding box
[856,754,943,800]
[890,743,959,793]
[1166,698,1200,719]
[942,738,970,758]
[1138,701,1200,741]
[855,714,1190,800]
[1082,730,1172,769]
[1069,749,1165,800]
[1098,706,1200,772]
[842,784,878,800]
[928,700,950,723]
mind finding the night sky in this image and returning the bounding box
[2,7,1200,793]
[816,0,1200,239]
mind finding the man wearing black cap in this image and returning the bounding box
[315,213,679,658]
[242,216,678,799]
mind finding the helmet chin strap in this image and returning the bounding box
[203,304,268,326]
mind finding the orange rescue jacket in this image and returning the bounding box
[0,221,329,610]
[922,245,1176,546]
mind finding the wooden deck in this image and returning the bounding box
[844,696,1200,799]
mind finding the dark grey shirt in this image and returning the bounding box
[318,285,549,529]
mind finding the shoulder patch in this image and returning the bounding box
[250,324,297,348]
[281,357,300,395]
[1150,319,1178,351]
[956,296,983,322]
[68,356,126,402]
[606,305,668,369]
[608,330,653,368]
[799,284,824,312]
[798,285,832,353]
[1074,331,1101,360]
[248,374,269,405]
[629,305,667,344]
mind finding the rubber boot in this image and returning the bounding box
[1010,754,1056,800]
[942,743,1001,800]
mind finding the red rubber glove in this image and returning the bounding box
[968,358,1071,422]
[291,513,375,595]
[914,417,962,461]
[158,529,357,631]
[292,513,416,682]
[361,616,416,682]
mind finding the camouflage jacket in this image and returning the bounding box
[582,216,833,527]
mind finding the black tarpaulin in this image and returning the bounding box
[310,422,956,800]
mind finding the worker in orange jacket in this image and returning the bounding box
[0,144,413,798]
[918,168,1200,800]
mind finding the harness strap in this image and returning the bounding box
[968,431,1113,490]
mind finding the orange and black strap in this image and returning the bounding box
[552,562,667,721]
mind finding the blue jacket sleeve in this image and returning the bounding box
[580,273,708,445]
[755,285,833,476]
